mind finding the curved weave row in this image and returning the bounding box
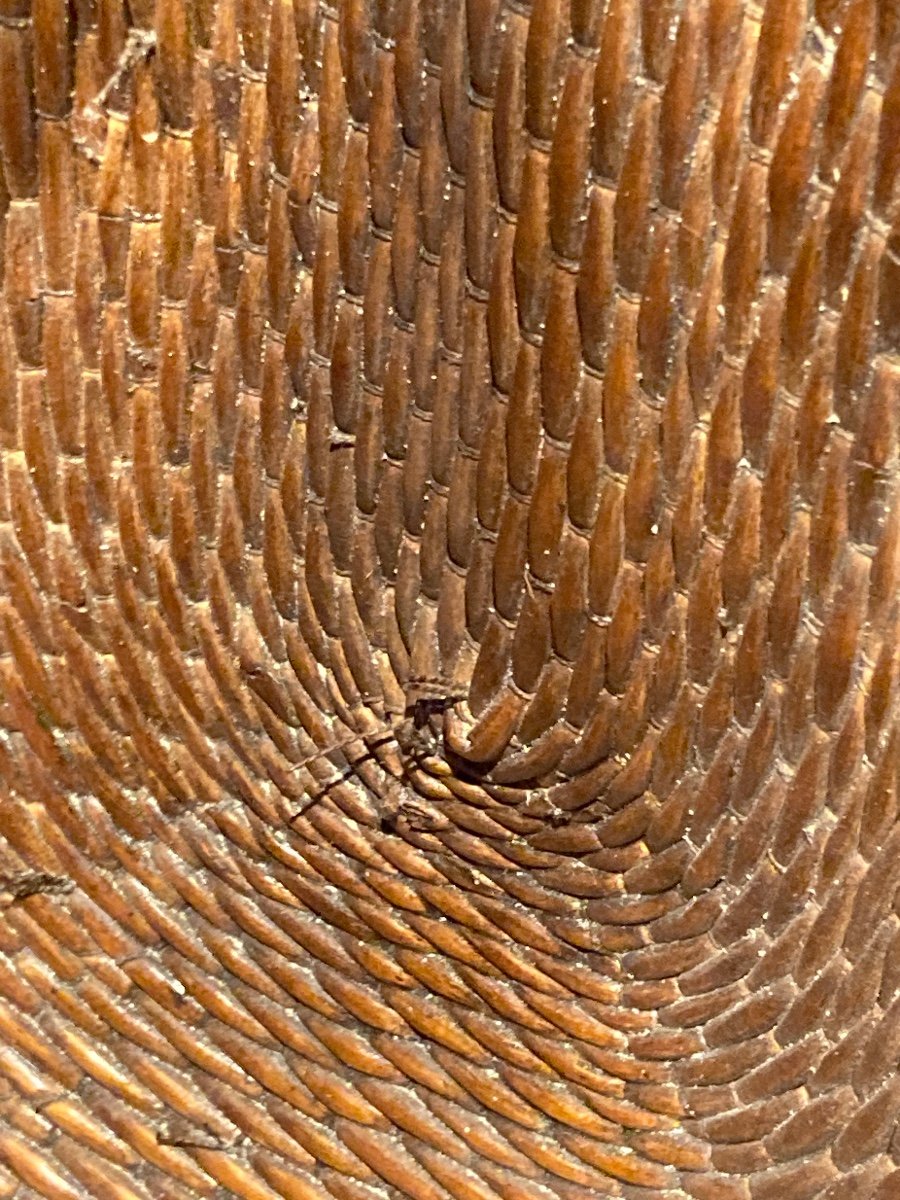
[0,1,899,1198]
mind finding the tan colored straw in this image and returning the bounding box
[0,1,899,1197]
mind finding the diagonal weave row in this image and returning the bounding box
[0,1,899,1198]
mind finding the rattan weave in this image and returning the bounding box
[0,1,899,1197]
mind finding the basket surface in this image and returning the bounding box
[0,1,899,1198]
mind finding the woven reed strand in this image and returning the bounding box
[0,1,899,1198]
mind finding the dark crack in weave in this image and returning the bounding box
[0,2,899,1199]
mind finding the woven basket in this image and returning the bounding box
[0,1,898,1197]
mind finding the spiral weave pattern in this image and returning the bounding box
[0,1,899,1198]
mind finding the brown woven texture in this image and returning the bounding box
[0,1,899,1197]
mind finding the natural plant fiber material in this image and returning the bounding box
[0,1,898,1197]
